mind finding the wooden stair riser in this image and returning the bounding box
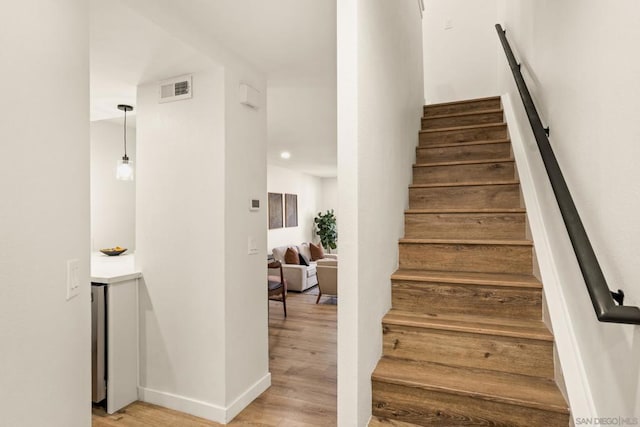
[420,124,508,146]
[422,111,504,130]
[391,280,542,320]
[371,96,569,426]
[409,184,521,210]
[424,97,501,117]
[416,142,512,164]
[398,242,532,275]
[413,161,516,185]
[382,324,554,378]
[372,381,569,427]
[404,212,526,240]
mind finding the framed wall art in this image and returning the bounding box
[285,193,298,228]
[268,193,283,229]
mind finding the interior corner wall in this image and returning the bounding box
[118,5,271,420]
[223,64,270,419]
[136,67,228,416]
[267,165,323,250]
[0,2,90,426]
[498,0,640,419]
[337,0,424,424]
[91,120,136,252]
[422,0,499,103]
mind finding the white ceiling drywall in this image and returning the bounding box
[90,0,337,177]
[90,0,216,122]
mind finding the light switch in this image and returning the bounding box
[66,259,80,300]
[248,237,258,255]
[444,18,453,30]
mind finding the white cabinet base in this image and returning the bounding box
[106,278,139,414]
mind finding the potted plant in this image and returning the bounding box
[314,209,338,252]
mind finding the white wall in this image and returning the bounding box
[135,47,269,427]
[0,2,90,426]
[337,0,424,424]
[136,67,229,415]
[320,177,339,220]
[423,0,499,103]
[267,165,323,250]
[222,64,270,418]
[91,120,136,252]
[497,0,640,419]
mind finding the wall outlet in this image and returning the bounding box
[444,18,453,30]
[66,259,80,300]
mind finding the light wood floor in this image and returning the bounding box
[92,290,337,426]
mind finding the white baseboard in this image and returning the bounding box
[225,373,271,422]
[138,386,226,423]
[138,372,271,424]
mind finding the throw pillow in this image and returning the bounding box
[284,247,300,265]
[298,253,310,266]
[309,242,325,261]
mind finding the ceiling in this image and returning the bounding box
[90,0,337,177]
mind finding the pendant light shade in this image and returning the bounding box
[116,104,134,181]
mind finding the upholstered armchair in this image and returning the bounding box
[316,263,337,304]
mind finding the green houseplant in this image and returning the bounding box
[314,209,338,252]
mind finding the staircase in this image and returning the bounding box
[369,96,570,426]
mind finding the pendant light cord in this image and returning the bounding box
[123,109,128,158]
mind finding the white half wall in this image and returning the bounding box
[423,0,500,103]
[267,165,323,250]
[337,0,424,424]
[0,2,90,426]
[91,120,136,252]
[498,0,640,419]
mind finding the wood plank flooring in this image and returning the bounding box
[92,290,337,426]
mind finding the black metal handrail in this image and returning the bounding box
[495,24,640,325]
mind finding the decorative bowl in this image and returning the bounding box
[100,247,127,256]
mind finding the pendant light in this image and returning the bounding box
[116,104,134,181]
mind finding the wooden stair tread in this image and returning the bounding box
[413,158,513,168]
[399,238,532,246]
[422,108,503,120]
[372,358,569,414]
[369,416,420,427]
[419,138,510,149]
[409,179,519,189]
[406,208,526,214]
[424,96,501,108]
[384,309,552,341]
[391,269,541,288]
[420,122,505,135]
[374,95,569,423]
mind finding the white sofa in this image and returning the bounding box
[271,243,338,292]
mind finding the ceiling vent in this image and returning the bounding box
[159,74,192,103]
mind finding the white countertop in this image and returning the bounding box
[91,253,142,284]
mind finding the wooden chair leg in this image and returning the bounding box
[316,291,322,304]
[282,291,287,318]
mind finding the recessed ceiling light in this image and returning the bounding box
[280,151,291,159]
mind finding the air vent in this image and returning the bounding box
[159,74,192,103]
